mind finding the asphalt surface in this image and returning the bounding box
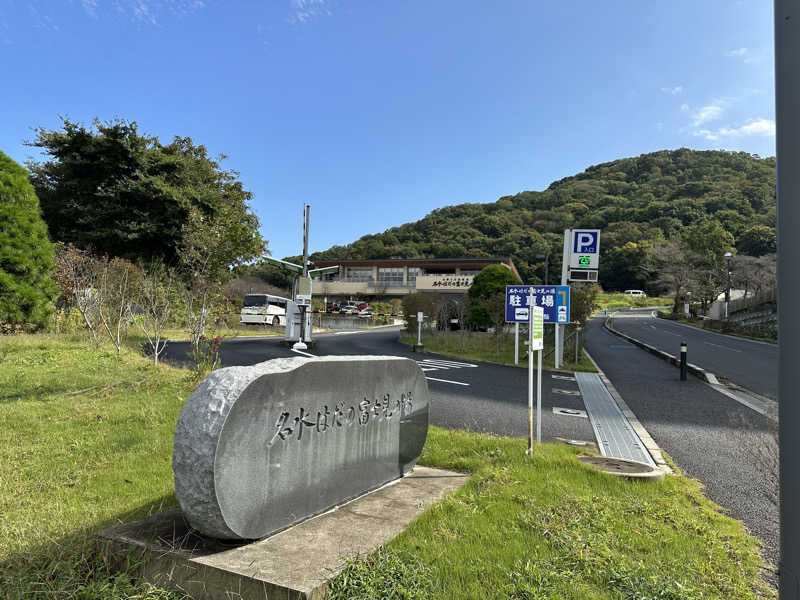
[163,323,778,571]
[584,317,779,570]
[609,309,778,399]
[162,327,596,445]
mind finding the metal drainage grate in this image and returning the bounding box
[552,407,588,418]
[575,372,655,466]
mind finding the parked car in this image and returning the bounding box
[357,308,373,318]
[340,302,360,314]
[623,290,647,297]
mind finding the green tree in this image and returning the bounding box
[467,264,521,331]
[737,225,776,257]
[600,242,651,292]
[682,219,734,262]
[27,117,264,267]
[0,151,58,330]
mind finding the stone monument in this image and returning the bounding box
[172,355,429,540]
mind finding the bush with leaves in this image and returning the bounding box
[0,150,58,330]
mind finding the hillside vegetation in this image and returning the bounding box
[303,149,775,290]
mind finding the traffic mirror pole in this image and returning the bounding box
[776,1,798,597]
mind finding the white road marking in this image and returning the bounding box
[552,407,588,418]
[425,377,470,386]
[552,374,576,381]
[418,359,478,368]
[704,341,743,353]
[553,388,581,396]
[290,348,315,357]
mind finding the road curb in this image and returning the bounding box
[604,315,720,385]
[582,348,673,475]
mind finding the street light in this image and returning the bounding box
[536,253,549,285]
[723,251,733,320]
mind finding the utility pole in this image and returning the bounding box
[776,1,799,597]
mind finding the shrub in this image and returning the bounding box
[0,150,58,330]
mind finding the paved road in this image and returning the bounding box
[609,309,778,399]
[162,328,596,445]
[584,317,779,570]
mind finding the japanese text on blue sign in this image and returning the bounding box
[505,285,570,324]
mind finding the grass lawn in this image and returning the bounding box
[595,292,672,313]
[399,328,598,372]
[0,335,773,599]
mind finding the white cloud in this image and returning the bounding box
[75,0,205,23]
[692,104,723,126]
[289,0,330,24]
[82,0,98,18]
[661,85,683,96]
[680,103,690,111]
[725,47,748,57]
[693,118,775,140]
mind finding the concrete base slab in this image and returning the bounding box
[99,466,468,600]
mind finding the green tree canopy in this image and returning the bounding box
[467,264,520,328]
[0,150,58,329]
[27,118,264,268]
[301,149,775,291]
[737,225,776,257]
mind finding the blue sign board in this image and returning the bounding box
[505,285,570,324]
[573,230,599,254]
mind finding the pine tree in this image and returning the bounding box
[0,150,58,330]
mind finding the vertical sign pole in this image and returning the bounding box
[537,323,542,444]
[527,288,534,456]
[514,322,519,364]
[557,229,571,369]
[776,2,799,597]
[417,311,423,346]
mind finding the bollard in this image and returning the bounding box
[680,341,687,381]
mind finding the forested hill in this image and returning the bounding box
[303,149,776,290]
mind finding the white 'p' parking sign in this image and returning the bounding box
[569,229,600,269]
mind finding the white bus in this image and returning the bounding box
[240,294,289,327]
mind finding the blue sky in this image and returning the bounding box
[1,1,774,259]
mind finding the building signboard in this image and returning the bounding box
[415,275,474,291]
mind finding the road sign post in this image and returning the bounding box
[528,295,533,455]
[523,286,544,456]
[532,305,544,445]
[514,322,519,364]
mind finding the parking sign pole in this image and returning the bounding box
[514,323,519,364]
[557,230,571,368]
[527,288,534,455]
[537,331,542,444]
